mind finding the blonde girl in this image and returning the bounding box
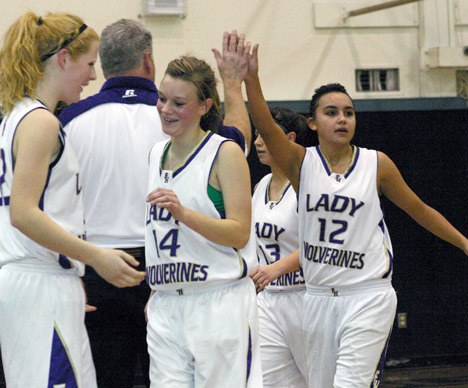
[0,12,145,388]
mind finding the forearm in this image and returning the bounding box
[222,78,251,151]
[244,74,282,145]
[10,206,101,265]
[180,207,250,249]
[270,250,301,276]
[379,152,467,255]
[408,203,467,251]
[244,75,304,188]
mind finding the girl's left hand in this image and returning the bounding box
[250,264,280,292]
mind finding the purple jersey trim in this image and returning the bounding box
[315,145,360,179]
[315,146,332,175]
[163,132,215,179]
[58,254,73,269]
[344,146,360,178]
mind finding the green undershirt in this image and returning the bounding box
[207,184,224,213]
[161,144,225,213]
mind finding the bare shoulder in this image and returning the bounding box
[15,108,60,154]
[377,151,398,177]
[19,108,60,135]
[377,150,391,164]
[218,139,247,160]
[377,150,409,199]
[210,139,248,185]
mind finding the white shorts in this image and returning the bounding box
[303,279,397,388]
[257,288,307,388]
[0,264,97,388]
[147,277,263,388]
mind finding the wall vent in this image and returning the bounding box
[144,0,186,16]
[355,68,399,92]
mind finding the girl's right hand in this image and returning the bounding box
[92,249,146,288]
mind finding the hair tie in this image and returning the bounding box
[36,17,44,26]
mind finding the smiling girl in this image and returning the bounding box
[0,12,145,388]
[145,56,262,387]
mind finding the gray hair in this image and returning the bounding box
[100,19,153,77]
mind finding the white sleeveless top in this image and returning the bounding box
[252,173,304,290]
[298,146,393,287]
[0,98,85,274]
[145,131,248,291]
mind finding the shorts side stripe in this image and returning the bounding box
[370,327,393,388]
[246,327,252,384]
[48,323,78,388]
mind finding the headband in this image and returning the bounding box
[40,23,88,62]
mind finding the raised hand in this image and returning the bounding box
[246,41,259,81]
[212,30,251,84]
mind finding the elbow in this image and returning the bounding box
[235,236,250,250]
[10,208,25,231]
[9,203,31,234]
[232,228,250,250]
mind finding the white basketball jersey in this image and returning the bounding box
[0,98,84,274]
[252,174,304,290]
[145,132,248,291]
[298,146,393,287]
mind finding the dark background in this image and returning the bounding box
[356,109,468,363]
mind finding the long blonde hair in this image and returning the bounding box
[0,12,98,113]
